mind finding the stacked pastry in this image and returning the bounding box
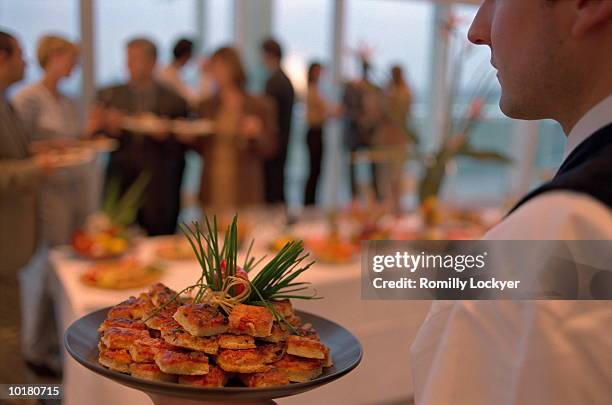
[97,283,333,387]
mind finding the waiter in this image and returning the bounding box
[411,1,612,404]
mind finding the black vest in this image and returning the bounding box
[509,123,612,214]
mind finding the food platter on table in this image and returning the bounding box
[154,235,196,261]
[71,226,132,260]
[80,258,164,290]
[65,215,362,403]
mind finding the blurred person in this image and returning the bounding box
[342,55,384,200]
[88,37,188,235]
[304,62,334,206]
[157,37,201,108]
[0,30,57,388]
[261,38,295,205]
[375,65,415,214]
[13,34,89,246]
[196,47,277,211]
[412,1,612,404]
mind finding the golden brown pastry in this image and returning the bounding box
[148,283,179,308]
[228,304,273,338]
[98,317,146,333]
[129,337,175,363]
[98,348,132,373]
[273,354,323,383]
[178,366,229,387]
[161,327,219,355]
[258,343,286,364]
[100,327,150,350]
[154,349,209,375]
[238,367,289,387]
[129,362,177,382]
[218,334,256,350]
[216,348,269,373]
[270,299,294,318]
[173,304,229,337]
[258,322,289,343]
[285,335,327,360]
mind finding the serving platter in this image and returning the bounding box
[65,307,362,404]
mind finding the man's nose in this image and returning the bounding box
[467,2,492,46]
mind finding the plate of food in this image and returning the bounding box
[155,236,196,261]
[80,259,164,290]
[72,174,149,260]
[172,119,215,138]
[42,146,95,169]
[72,226,131,260]
[306,234,358,265]
[65,216,362,403]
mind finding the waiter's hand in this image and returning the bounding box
[240,115,263,140]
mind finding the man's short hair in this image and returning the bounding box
[127,37,157,61]
[261,38,282,60]
[0,31,16,56]
[173,38,193,61]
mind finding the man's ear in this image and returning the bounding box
[572,0,612,37]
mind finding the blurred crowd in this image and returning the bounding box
[0,30,415,383]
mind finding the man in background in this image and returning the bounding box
[0,30,56,393]
[342,56,383,200]
[261,38,294,205]
[411,1,612,404]
[157,37,201,108]
[89,37,188,236]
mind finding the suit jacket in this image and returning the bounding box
[265,69,294,151]
[198,94,278,208]
[0,99,39,273]
[96,81,189,235]
[510,123,612,213]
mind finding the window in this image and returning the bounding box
[345,0,434,107]
[95,0,197,86]
[442,4,515,204]
[273,0,332,97]
[206,0,234,51]
[0,0,80,96]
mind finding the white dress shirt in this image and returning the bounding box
[411,94,612,405]
[157,63,206,107]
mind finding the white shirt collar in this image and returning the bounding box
[565,93,612,158]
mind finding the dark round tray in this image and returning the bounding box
[64,308,362,402]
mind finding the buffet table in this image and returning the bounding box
[50,219,431,405]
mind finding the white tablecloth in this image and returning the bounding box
[50,223,430,405]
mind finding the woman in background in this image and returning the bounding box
[197,47,277,213]
[375,65,415,214]
[304,62,333,206]
[12,34,89,246]
[11,34,84,377]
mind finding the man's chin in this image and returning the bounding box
[499,97,544,121]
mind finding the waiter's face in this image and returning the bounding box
[127,45,155,82]
[468,0,575,121]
